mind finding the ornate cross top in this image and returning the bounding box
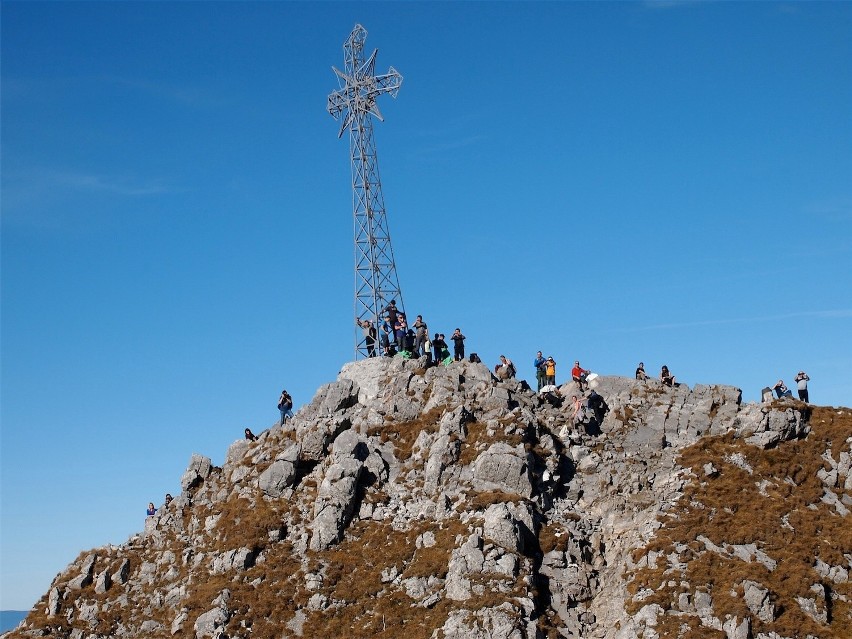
[327,24,403,138]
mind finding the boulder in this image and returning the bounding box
[473,442,532,497]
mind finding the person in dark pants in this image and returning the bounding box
[358,319,377,357]
[794,371,810,402]
[534,351,546,391]
[451,328,466,361]
[587,390,609,424]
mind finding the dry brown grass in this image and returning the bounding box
[626,406,852,638]
[458,420,524,467]
[367,405,445,460]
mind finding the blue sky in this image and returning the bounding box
[2,1,850,611]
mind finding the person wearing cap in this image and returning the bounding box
[794,371,810,402]
[572,361,589,391]
[545,356,557,386]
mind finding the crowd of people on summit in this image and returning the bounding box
[145,300,813,516]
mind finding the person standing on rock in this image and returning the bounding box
[451,328,466,361]
[544,356,557,386]
[534,351,546,391]
[278,389,294,424]
[357,318,377,357]
[413,315,427,356]
[794,371,810,402]
[383,299,398,331]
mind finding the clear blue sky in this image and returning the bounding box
[2,1,850,612]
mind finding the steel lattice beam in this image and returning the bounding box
[327,24,405,359]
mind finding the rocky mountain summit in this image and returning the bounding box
[7,357,851,639]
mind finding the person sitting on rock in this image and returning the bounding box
[773,379,792,398]
[572,361,589,391]
[660,365,676,387]
[635,362,649,381]
[164,493,173,507]
[496,355,516,380]
[146,502,156,517]
[571,395,586,424]
[245,428,258,442]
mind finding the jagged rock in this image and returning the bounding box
[181,453,213,492]
[440,605,526,639]
[20,358,843,639]
[743,580,774,622]
[446,534,485,601]
[210,547,255,573]
[67,553,97,590]
[472,442,532,496]
[736,403,809,448]
[483,503,521,552]
[258,445,299,497]
[309,443,364,550]
[723,615,750,639]
[46,586,63,616]
[298,416,351,461]
[94,569,111,594]
[112,558,130,585]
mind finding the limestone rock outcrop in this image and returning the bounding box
[6,358,849,639]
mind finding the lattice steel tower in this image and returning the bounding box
[327,24,404,359]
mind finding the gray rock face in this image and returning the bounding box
[473,442,532,496]
[743,580,774,622]
[67,553,96,590]
[181,453,213,492]
[258,450,298,497]
[309,436,364,551]
[18,357,825,639]
[735,403,809,448]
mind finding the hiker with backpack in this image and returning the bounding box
[278,389,294,424]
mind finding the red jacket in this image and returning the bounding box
[572,366,587,379]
